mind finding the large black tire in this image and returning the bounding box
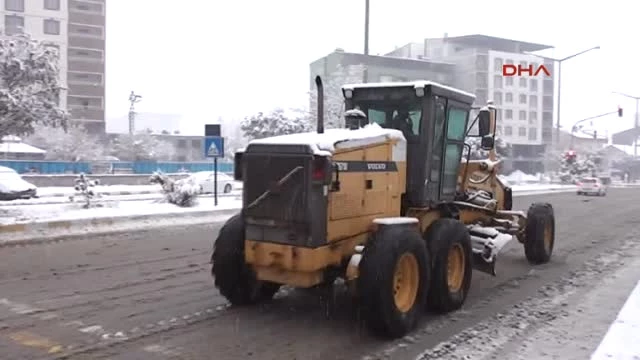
[211,213,280,305]
[524,202,555,264]
[424,218,473,314]
[358,225,429,339]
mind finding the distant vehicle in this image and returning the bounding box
[577,177,607,196]
[0,166,38,200]
[188,171,235,194]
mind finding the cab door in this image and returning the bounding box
[440,102,470,201]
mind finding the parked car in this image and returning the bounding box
[0,166,38,200]
[188,171,235,194]
[576,177,607,196]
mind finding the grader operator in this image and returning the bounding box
[211,77,555,338]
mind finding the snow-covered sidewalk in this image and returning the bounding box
[0,196,241,226]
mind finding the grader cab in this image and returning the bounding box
[211,77,555,339]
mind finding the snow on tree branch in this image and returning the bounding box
[0,33,68,138]
[240,108,312,141]
[308,64,365,130]
[463,136,511,160]
[110,132,176,161]
[24,123,106,161]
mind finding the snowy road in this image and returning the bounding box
[0,189,639,359]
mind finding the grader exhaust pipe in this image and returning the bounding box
[315,76,324,134]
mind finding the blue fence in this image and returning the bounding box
[0,160,234,175]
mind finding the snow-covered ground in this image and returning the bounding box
[0,196,242,225]
[36,184,161,197]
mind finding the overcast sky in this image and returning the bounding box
[105,0,640,136]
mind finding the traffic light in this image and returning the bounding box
[618,106,623,117]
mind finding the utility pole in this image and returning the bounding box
[362,0,370,83]
[128,91,142,135]
[613,91,640,157]
[525,46,600,146]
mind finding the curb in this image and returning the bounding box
[0,208,240,247]
[41,190,159,197]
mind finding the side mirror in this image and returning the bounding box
[234,151,244,181]
[478,109,491,137]
[481,135,494,150]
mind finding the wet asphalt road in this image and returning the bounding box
[1,188,639,360]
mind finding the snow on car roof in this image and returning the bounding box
[248,123,405,156]
[341,80,476,100]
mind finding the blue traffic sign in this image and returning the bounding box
[204,136,224,158]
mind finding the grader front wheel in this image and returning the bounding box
[358,225,429,339]
[524,202,555,264]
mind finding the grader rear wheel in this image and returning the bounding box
[358,225,429,339]
[425,218,473,313]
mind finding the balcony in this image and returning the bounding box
[69,36,105,50]
[68,84,104,97]
[68,107,104,121]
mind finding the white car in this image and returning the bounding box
[576,177,607,196]
[189,171,235,194]
[0,166,38,200]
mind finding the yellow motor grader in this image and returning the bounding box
[211,77,555,338]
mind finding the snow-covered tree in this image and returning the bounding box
[110,132,176,161]
[240,108,312,141]
[149,171,199,207]
[557,150,598,184]
[24,123,106,161]
[464,136,511,160]
[220,118,248,161]
[69,173,101,208]
[0,33,68,138]
[307,64,366,130]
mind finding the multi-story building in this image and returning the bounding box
[1,0,106,134]
[389,35,556,173]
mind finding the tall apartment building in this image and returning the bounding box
[388,35,556,173]
[1,0,106,134]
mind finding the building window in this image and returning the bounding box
[519,127,526,137]
[519,110,527,120]
[519,60,528,67]
[505,93,513,103]
[69,48,103,61]
[177,140,186,148]
[529,111,538,124]
[505,59,514,65]
[530,79,538,91]
[519,78,527,88]
[505,77,514,86]
[476,73,488,88]
[505,109,513,119]
[68,96,101,109]
[70,24,103,38]
[44,0,59,10]
[519,94,527,104]
[493,91,502,105]
[543,111,553,126]
[529,95,538,108]
[379,75,394,82]
[191,139,200,149]
[494,57,503,72]
[493,75,502,89]
[43,19,60,35]
[497,125,502,134]
[4,15,24,35]
[68,72,103,85]
[4,0,24,12]
[528,128,537,140]
[505,126,513,136]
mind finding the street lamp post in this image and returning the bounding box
[525,46,600,146]
[128,91,142,135]
[613,91,640,157]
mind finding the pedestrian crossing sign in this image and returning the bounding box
[204,136,224,158]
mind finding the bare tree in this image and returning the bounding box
[0,33,68,137]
